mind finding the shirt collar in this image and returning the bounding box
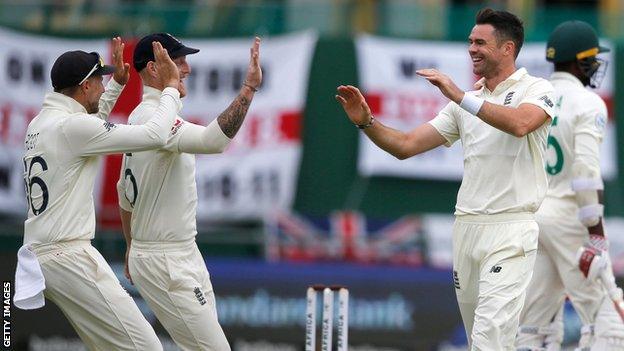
[549,71,584,88]
[142,85,163,103]
[42,92,87,114]
[483,67,528,95]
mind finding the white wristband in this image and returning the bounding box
[459,93,484,116]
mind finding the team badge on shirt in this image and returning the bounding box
[170,118,184,136]
[504,92,515,106]
[193,287,207,306]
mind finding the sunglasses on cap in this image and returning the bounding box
[78,53,105,85]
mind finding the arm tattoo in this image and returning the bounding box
[217,94,251,138]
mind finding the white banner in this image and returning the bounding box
[183,31,317,220]
[356,35,617,180]
[0,27,109,215]
[0,28,317,222]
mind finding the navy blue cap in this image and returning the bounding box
[51,51,115,90]
[133,33,199,71]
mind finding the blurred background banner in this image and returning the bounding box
[0,30,318,223]
[356,35,617,181]
[356,35,469,180]
[187,31,318,221]
[0,27,109,216]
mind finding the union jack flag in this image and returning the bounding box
[266,210,425,266]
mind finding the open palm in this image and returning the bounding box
[335,85,372,125]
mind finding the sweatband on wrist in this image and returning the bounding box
[459,93,484,116]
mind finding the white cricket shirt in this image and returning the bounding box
[538,72,607,217]
[117,86,231,242]
[429,68,555,215]
[23,81,181,246]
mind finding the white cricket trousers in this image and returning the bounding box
[129,238,230,351]
[517,198,604,347]
[453,213,538,351]
[35,240,162,351]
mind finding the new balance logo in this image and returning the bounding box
[453,270,460,289]
[103,121,117,132]
[504,91,515,105]
[539,95,554,108]
[489,265,502,273]
[193,287,207,306]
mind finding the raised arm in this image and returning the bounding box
[216,37,262,138]
[335,85,447,160]
[64,42,182,156]
[96,37,131,120]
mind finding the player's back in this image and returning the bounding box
[538,72,607,220]
[23,93,100,246]
[542,72,607,204]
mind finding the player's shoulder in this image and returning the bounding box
[128,100,159,124]
[567,86,606,111]
[580,89,607,108]
[521,73,554,92]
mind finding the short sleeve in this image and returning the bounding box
[575,94,607,143]
[428,102,460,147]
[519,78,556,118]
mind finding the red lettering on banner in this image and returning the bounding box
[248,116,260,147]
[395,92,441,122]
[602,95,614,119]
[365,93,382,115]
[25,108,37,123]
[0,105,10,143]
[278,111,300,141]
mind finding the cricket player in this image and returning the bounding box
[116,33,261,350]
[14,39,182,350]
[336,8,554,350]
[515,21,624,350]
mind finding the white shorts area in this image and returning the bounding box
[452,213,538,351]
[128,238,230,351]
[35,240,161,351]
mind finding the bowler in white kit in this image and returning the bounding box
[336,8,554,350]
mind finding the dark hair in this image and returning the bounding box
[475,8,524,58]
[55,85,80,96]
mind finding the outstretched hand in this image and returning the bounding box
[152,41,180,90]
[335,85,372,126]
[416,69,464,104]
[111,37,130,85]
[244,37,262,90]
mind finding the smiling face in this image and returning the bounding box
[173,56,190,98]
[468,24,513,78]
